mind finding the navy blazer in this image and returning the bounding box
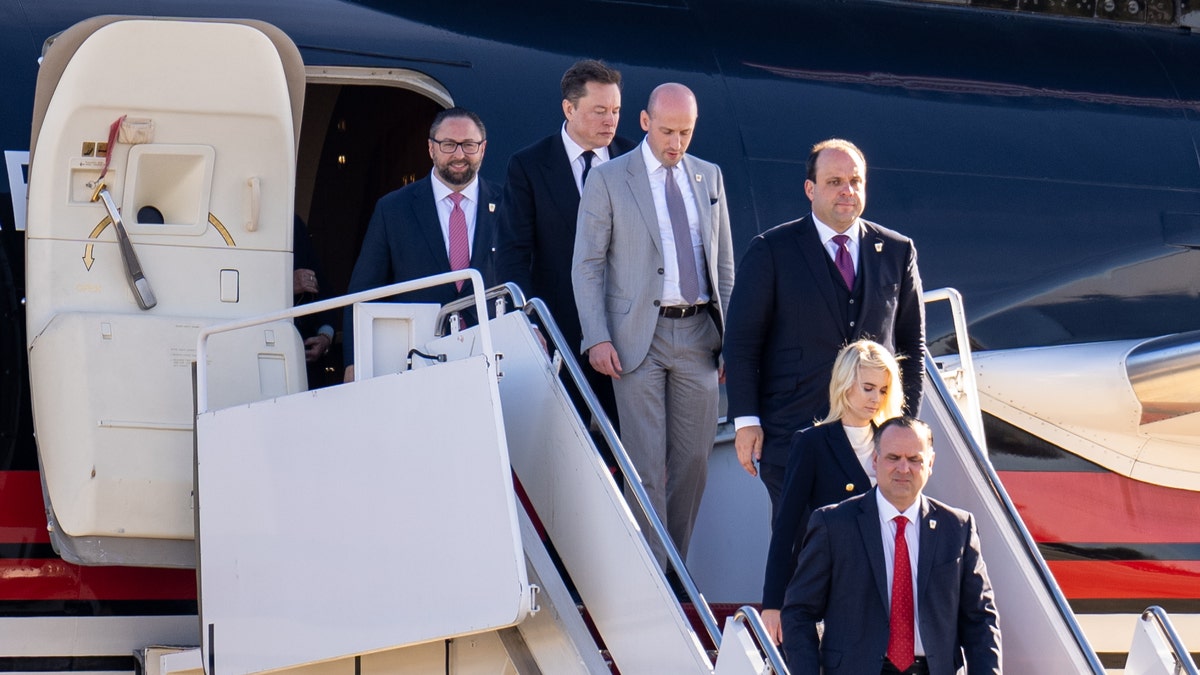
[761,422,872,610]
[343,175,501,365]
[723,214,925,468]
[495,133,636,352]
[781,489,1002,675]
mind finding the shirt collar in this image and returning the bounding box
[876,487,921,527]
[561,123,610,164]
[813,214,862,247]
[640,137,679,176]
[430,170,480,205]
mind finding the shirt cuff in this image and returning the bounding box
[733,416,761,430]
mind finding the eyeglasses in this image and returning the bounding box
[431,138,484,154]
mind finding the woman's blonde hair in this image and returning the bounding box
[819,340,903,426]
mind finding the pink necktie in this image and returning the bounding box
[833,233,855,290]
[448,192,469,291]
[888,515,915,671]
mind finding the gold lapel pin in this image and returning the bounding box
[874,241,883,253]
[488,203,496,213]
[845,483,855,492]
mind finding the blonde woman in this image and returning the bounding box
[760,340,904,645]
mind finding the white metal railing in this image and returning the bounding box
[194,269,493,414]
[923,287,986,448]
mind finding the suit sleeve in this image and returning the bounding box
[494,154,536,296]
[342,202,393,367]
[762,429,820,609]
[713,166,736,324]
[722,236,776,419]
[572,169,615,355]
[781,509,832,675]
[896,239,925,416]
[958,514,1002,673]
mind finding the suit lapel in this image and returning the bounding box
[625,151,664,257]
[413,179,451,270]
[541,135,583,224]
[917,495,937,602]
[829,425,872,493]
[471,180,497,265]
[794,217,846,333]
[855,220,887,338]
[858,489,890,609]
[681,156,715,282]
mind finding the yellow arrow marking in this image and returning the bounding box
[82,216,113,271]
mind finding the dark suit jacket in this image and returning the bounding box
[781,489,1001,675]
[495,133,636,352]
[723,215,925,468]
[761,422,871,610]
[343,175,501,365]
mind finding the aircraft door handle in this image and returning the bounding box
[90,183,158,310]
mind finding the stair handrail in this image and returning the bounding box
[731,605,789,674]
[1140,606,1199,675]
[922,287,986,448]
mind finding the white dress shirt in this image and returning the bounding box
[429,170,480,257]
[877,489,926,658]
[562,123,611,194]
[640,140,710,307]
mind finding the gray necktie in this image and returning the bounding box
[664,165,700,304]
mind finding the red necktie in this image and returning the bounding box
[888,515,915,671]
[448,192,469,291]
[833,233,855,289]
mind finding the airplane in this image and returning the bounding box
[0,0,1198,672]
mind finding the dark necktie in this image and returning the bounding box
[833,233,855,289]
[448,192,469,291]
[580,149,595,190]
[888,515,915,672]
[664,165,700,304]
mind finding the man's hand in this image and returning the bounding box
[343,364,355,383]
[760,608,783,645]
[588,341,623,379]
[735,425,764,477]
[293,268,319,295]
[304,334,331,363]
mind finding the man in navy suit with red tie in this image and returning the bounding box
[781,417,1001,674]
[496,60,636,425]
[723,138,926,518]
[343,107,500,381]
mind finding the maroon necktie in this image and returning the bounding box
[833,233,855,289]
[888,515,915,671]
[448,192,469,291]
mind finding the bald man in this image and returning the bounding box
[573,83,734,568]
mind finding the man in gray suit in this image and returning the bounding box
[573,83,735,567]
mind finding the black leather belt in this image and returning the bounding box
[659,303,707,318]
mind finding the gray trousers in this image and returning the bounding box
[613,311,720,568]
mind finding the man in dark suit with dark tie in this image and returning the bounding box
[781,416,1001,675]
[723,138,925,518]
[343,107,500,381]
[496,59,635,425]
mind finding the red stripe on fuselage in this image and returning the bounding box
[0,559,195,600]
[997,471,1199,543]
[0,471,51,544]
[1047,560,1200,599]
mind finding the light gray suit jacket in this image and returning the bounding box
[572,144,735,372]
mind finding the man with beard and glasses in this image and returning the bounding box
[343,107,500,381]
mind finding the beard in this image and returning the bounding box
[437,160,477,188]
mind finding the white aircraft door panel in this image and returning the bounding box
[24,16,305,567]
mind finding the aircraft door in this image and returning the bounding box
[24,17,306,567]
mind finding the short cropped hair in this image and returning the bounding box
[820,340,904,427]
[873,416,933,455]
[562,59,622,107]
[806,138,867,183]
[429,106,486,140]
